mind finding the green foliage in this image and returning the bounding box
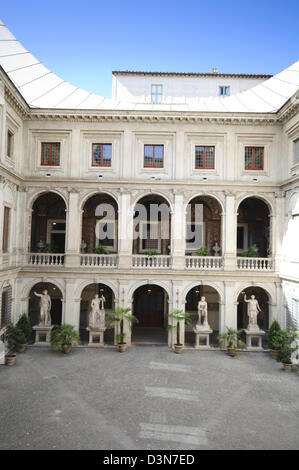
[276,328,299,364]
[2,324,27,354]
[107,308,139,344]
[218,327,245,350]
[143,250,159,257]
[39,242,56,253]
[91,243,108,254]
[241,244,259,257]
[196,246,209,256]
[168,310,192,346]
[16,313,32,343]
[267,319,283,350]
[50,324,80,351]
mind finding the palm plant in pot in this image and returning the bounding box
[16,313,32,351]
[168,310,192,353]
[50,323,80,353]
[218,327,245,357]
[2,325,26,365]
[267,319,284,358]
[276,328,299,371]
[107,307,138,352]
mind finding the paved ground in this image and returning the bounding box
[0,346,299,450]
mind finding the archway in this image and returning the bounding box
[28,282,63,341]
[186,196,222,255]
[237,197,270,257]
[185,284,220,346]
[81,194,118,253]
[31,193,66,253]
[133,195,171,255]
[79,283,115,344]
[131,284,168,344]
[237,286,269,338]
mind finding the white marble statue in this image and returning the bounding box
[89,294,106,328]
[34,290,52,326]
[194,296,210,331]
[244,294,261,331]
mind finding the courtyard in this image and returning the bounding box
[0,346,299,450]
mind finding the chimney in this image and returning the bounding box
[212,67,218,74]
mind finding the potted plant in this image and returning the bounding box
[241,244,259,257]
[276,328,299,371]
[91,243,108,255]
[107,307,138,352]
[16,313,32,351]
[267,319,283,358]
[143,249,158,267]
[39,241,56,253]
[50,323,80,353]
[2,325,26,365]
[168,310,192,353]
[196,246,209,256]
[218,327,245,357]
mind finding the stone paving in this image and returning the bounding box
[0,346,299,450]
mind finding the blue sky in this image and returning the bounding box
[1,0,298,98]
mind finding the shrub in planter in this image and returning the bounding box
[276,328,299,371]
[107,308,138,352]
[196,246,209,256]
[218,327,245,357]
[16,313,32,345]
[168,310,192,353]
[241,244,258,257]
[91,243,108,254]
[267,319,284,357]
[2,325,26,364]
[50,324,80,353]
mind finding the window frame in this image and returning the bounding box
[41,142,61,166]
[151,84,163,103]
[95,219,118,252]
[2,206,11,253]
[294,139,299,165]
[244,146,264,171]
[219,86,230,97]
[139,221,161,253]
[195,145,215,170]
[92,143,112,167]
[7,130,14,158]
[144,144,164,168]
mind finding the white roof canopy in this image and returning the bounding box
[0,20,298,112]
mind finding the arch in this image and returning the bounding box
[234,283,274,304]
[182,281,224,303]
[236,285,271,331]
[131,190,174,213]
[128,279,172,302]
[236,194,274,216]
[80,190,119,212]
[184,192,225,214]
[28,281,63,329]
[28,189,68,211]
[75,279,118,300]
[22,278,65,300]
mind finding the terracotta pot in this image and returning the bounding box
[227,348,236,357]
[5,354,16,366]
[117,343,127,353]
[269,349,279,358]
[62,345,72,354]
[282,362,292,372]
[17,344,27,353]
[174,344,184,354]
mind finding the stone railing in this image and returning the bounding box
[27,253,65,266]
[185,256,223,270]
[237,257,274,271]
[132,254,172,268]
[80,254,118,268]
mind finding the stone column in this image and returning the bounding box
[15,185,28,266]
[218,300,225,334]
[224,281,237,330]
[223,191,237,271]
[65,188,81,267]
[171,191,186,270]
[118,189,134,269]
[118,282,131,346]
[273,191,285,272]
[273,281,284,328]
[64,279,80,330]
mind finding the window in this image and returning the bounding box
[219,86,230,97]
[237,223,248,254]
[41,143,61,166]
[244,147,264,170]
[96,219,117,251]
[7,130,13,157]
[140,221,161,252]
[295,139,299,164]
[195,146,215,169]
[144,145,164,168]
[151,84,163,103]
[92,144,112,167]
[2,207,10,253]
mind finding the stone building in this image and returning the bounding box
[0,20,298,347]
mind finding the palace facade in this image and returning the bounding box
[0,20,299,347]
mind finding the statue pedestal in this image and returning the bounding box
[194,327,213,349]
[87,327,106,347]
[33,325,53,346]
[244,329,265,350]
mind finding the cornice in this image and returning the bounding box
[4,85,30,120]
[277,95,299,124]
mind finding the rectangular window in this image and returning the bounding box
[41,143,61,166]
[2,207,10,253]
[195,146,215,169]
[140,221,161,252]
[144,144,164,168]
[219,86,230,96]
[295,139,299,164]
[96,219,117,251]
[244,147,264,170]
[151,84,163,103]
[92,144,112,167]
[7,130,13,157]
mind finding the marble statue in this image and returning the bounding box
[89,294,106,328]
[244,294,261,331]
[34,290,52,326]
[212,242,220,256]
[194,296,210,331]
